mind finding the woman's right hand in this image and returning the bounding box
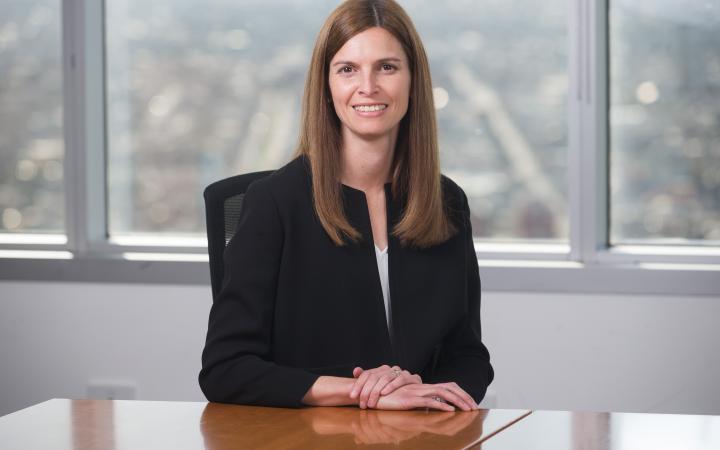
[374,382,478,412]
[350,365,422,409]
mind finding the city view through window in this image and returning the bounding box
[1,1,718,245]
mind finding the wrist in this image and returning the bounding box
[302,376,359,406]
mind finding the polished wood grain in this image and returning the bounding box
[0,399,532,450]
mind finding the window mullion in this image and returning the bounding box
[568,0,585,263]
[588,0,610,265]
[61,0,83,255]
[569,0,609,266]
[62,0,108,258]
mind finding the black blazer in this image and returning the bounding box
[199,155,493,407]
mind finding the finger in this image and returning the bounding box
[380,371,418,395]
[380,377,403,396]
[371,366,404,401]
[350,365,387,398]
[420,396,455,412]
[350,369,371,398]
[432,388,473,412]
[359,366,394,406]
[359,375,383,409]
[420,383,473,411]
[441,383,478,410]
[352,367,364,378]
[367,375,395,408]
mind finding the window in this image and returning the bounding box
[104,0,568,241]
[105,0,331,238]
[0,0,717,295]
[408,1,569,241]
[609,0,720,245]
[0,1,64,235]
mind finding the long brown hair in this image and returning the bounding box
[295,0,456,248]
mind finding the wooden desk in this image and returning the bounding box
[480,409,720,450]
[4,400,718,449]
[0,399,531,449]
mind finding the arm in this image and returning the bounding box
[302,376,358,406]
[427,190,494,404]
[199,181,319,407]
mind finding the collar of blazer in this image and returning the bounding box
[298,154,406,235]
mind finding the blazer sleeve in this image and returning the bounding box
[429,189,494,404]
[199,180,320,407]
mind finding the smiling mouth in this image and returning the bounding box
[353,104,388,112]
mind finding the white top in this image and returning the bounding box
[374,244,392,333]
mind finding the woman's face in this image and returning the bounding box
[328,27,411,143]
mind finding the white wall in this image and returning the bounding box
[1,281,719,417]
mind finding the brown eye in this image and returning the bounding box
[382,64,396,71]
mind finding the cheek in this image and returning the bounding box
[329,80,351,105]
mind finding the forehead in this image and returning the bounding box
[331,27,407,62]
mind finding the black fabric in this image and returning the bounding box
[199,154,493,407]
[203,170,274,301]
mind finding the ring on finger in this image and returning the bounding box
[391,368,402,377]
[431,396,446,403]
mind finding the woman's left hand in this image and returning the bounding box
[350,365,422,409]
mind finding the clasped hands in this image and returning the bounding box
[349,365,478,412]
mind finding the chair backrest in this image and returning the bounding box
[203,170,274,301]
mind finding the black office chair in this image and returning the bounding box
[203,170,275,301]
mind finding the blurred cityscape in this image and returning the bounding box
[610,0,720,243]
[0,0,718,243]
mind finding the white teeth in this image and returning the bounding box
[353,104,387,112]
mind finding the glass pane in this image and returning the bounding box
[610,1,720,244]
[408,0,568,241]
[107,0,568,240]
[0,1,64,234]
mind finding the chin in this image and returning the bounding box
[353,129,396,140]
[348,123,399,137]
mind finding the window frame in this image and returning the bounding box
[1,0,718,296]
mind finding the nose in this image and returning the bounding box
[358,72,379,96]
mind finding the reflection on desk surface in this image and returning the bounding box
[0,399,532,450]
[481,410,720,450]
[200,402,531,449]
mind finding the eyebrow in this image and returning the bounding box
[331,57,403,67]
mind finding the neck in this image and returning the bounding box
[340,129,397,193]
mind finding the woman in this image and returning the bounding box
[199,0,493,412]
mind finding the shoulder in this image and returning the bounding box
[440,174,467,203]
[440,173,470,223]
[246,154,312,204]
